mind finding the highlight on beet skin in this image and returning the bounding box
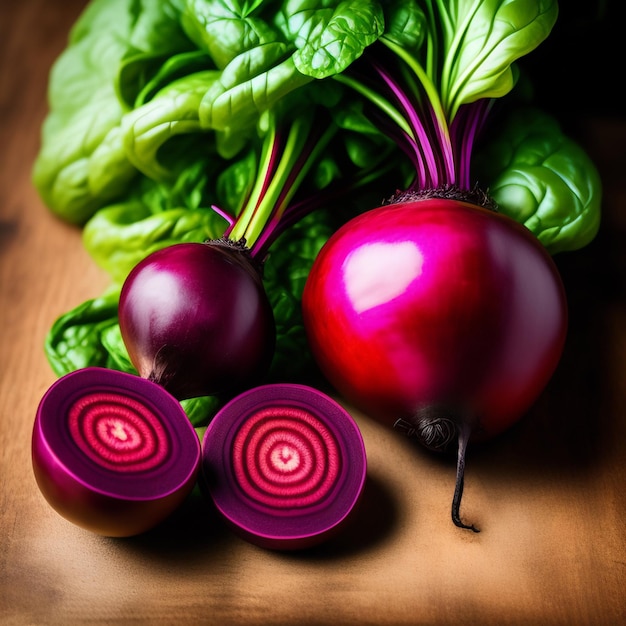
[201,383,367,550]
[32,367,201,537]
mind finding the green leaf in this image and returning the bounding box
[45,290,122,376]
[100,323,135,373]
[379,0,427,52]
[83,193,226,284]
[82,155,228,283]
[198,46,309,131]
[182,0,283,69]
[34,119,138,225]
[116,0,195,107]
[436,0,558,118]
[198,0,384,131]
[84,204,224,282]
[33,0,135,223]
[180,396,221,427]
[262,212,335,382]
[122,70,220,179]
[332,99,398,169]
[476,107,602,254]
[135,50,212,106]
[33,0,195,224]
[277,0,385,78]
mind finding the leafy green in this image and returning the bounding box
[84,205,223,283]
[114,0,195,106]
[45,289,122,376]
[434,0,559,119]
[180,396,221,427]
[263,213,334,384]
[32,0,196,223]
[475,107,601,253]
[33,0,384,224]
[82,157,226,282]
[277,0,385,78]
[182,0,284,69]
[121,70,221,180]
[380,0,427,53]
[133,50,212,106]
[196,0,384,131]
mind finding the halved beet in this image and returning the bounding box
[32,367,201,537]
[201,384,367,550]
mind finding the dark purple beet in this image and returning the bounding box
[118,240,276,400]
[32,367,201,537]
[201,384,367,550]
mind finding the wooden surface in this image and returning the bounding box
[1,2,625,625]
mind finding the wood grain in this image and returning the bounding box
[1,2,625,625]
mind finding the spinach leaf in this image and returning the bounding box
[179,395,221,427]
[33,1,134,223]
[115,0,195,106]
[83,160,227,283]
[84,205,225,283]
[434,0,559,119]
[198,0,384,131]
[262,211,336,383]
[277,0,385,78]
[182,0,284,69]
[45,289,123,376]
[476,107,602,254]
[33,0,196,224]
[380,0,426,52]
[198,49,311,132]
[122,70,221,179]
[33,0,386,224]
[134,50,213,106]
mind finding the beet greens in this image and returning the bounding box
[335,0,558,197]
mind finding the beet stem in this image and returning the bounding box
[452,422,479,532]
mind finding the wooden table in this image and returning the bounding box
[2,2,625,624]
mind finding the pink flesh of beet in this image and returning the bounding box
[32,367,201,537]
[201,384,367,550]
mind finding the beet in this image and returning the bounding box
[201,384,367,550]
[32,367,201,537]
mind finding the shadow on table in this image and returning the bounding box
[298,473,399,560]
[113,472,398,565]
[112,485,237,565]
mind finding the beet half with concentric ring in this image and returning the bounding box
[201,384,367,550]
[32,367,201,537]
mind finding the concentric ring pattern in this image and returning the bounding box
[68,391,170,473]
[232,405,341,509]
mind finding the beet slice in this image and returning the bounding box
[32,367,201,537]
[201,384,367,550]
